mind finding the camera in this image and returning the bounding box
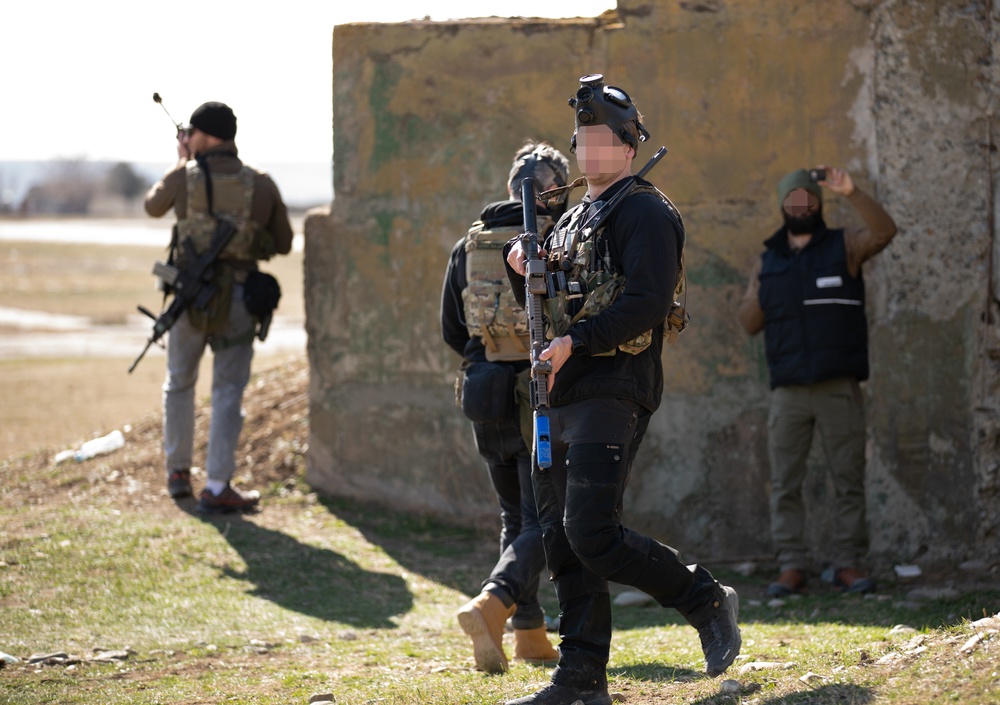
[808,168,826,183]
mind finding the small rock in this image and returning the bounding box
[959,634,983,654]
[894,564,922,579]
[613,590,655,607]
[907,587,961,601]
[895,600,923,611]
[799,672,825,684]
[0,651,19,664]
[89,650,129,663]
[298,634,320,644]
[738,661,789,674]
[875,651,906,666]
[958,560,990,572]
[888,624,916,635]
[970,614,1000,630]
[28,652,69,665]
[746,599,762,607]
[719,679,740,693]
[767,598,786,608]
[732,561,757,577]
[309,695,335,704]
[610,691,626,702]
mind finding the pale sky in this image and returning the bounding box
[2,0,615,165]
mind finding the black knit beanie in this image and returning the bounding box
[189,102,237,140]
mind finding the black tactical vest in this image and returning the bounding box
[758,227,869,388]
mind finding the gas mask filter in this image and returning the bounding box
[568,74,649,152]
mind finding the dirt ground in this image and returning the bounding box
[3,356,309,512]
[0,226,305,460]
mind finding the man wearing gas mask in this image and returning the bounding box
[738,167,897,598]
[503,75,741,705]
[442,142,570,673]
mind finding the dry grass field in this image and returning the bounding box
[0,217,305,460]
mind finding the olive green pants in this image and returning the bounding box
[767,377,869,572]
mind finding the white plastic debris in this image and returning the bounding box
[55,430,125,464]
[894,564,922,579]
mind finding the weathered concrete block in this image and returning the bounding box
[305,1,999,568]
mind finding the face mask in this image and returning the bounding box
[783,208,824,235]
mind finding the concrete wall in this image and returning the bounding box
[304,0,998,570]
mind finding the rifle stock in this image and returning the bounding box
[128,219,238,373]
[520,177,553,469]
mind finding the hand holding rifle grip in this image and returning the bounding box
[521,177,553,469]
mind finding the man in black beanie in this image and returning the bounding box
[144,101,293,513]
[188,101,237,141]
[738,166,897,597]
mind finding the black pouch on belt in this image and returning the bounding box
[243,271,281,340]
[458,361,515,423]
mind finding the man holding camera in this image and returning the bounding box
[738,167,897,597]
[144,101,293,513]
[503,75,741,705]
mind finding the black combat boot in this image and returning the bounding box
[505,682,612,705]
[684,583,741,677]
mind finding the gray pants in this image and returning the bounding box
[163,284,254,483]
[767,377,868,572]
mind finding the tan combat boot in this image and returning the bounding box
[513,626,559,663]
[456,591,516,673]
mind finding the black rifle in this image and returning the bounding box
[520,176,553,469]
[128,221,238,373]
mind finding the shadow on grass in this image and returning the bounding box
[690,683,873,705]
[609,662,702,682]
[185,506,413,628]
[606,579,1000,632]
[316,494,494,597]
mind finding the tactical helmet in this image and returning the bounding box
[568,74,649,152]
[507,143,570,200]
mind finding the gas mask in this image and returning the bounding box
[568,74,649,153]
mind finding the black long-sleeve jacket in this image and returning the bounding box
[504,175,683,412]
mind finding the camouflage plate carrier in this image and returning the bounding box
[177,161,275,265]
[462,215,554,361]
[174,162,275,338]
[546,183,688,356]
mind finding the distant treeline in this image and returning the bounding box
[0,160,153,217]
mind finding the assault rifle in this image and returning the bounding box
[520,176,553,469]
[128,220,238,373]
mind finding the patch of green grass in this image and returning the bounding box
[1,456,998,704]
